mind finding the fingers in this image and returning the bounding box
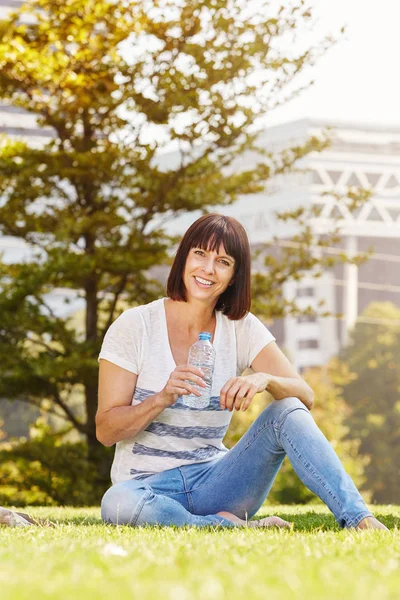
[220,378,235,410]
[164,365,207,402]
[167,378,202,398]
[160,382,200,408]
[174,365,206,388]
[232,383,252,412]
[160,365,208,407]
[176,365,205,377]
[220,378,257,412]
[240,390,257,412]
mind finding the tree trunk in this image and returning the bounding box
[84,271,99,444]
[83,228,112,484]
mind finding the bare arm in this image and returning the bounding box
[96,360,162,447]
[220,341,314,412]
[252,342,314,409]
[96,360,206,447]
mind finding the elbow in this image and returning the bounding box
[97,435,115,448]
[306,387,315,411]
[96,429,114,448]
[95,415,115,447]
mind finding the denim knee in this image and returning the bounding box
[266,396,307,416]
[101,481,153,526]
[274,396,304,409]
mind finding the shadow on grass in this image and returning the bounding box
[256,511,399,531]
[29,512,400,530]
[44,515,104,526]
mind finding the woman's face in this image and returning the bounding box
[182,244,236,304]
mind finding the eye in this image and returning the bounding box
[194,249,205,256]
[219,259,231,266]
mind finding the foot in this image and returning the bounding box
[356,516,389,531]
[0,507,53,528]
[15,511,41,526]
[253,516,293,529]
[217,511,292,529]
[0,507,32,527]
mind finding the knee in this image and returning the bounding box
[276,397,306,411]
[261,397,309,425]
[268,396,306,414]
[101,481,152,526]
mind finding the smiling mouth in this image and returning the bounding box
[194,276,214,286]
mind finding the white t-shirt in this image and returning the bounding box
[99,298,275,484]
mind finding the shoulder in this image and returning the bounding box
[234,311,265,332]
[103,303,154,343]
[234,310,275,346]
[111,306,143,329]
[114,299,163,326]
[218,310,265,334]
[234,311,275,371]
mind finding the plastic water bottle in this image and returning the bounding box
[183,332,216,409]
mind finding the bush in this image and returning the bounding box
[0,424,108,506]
[340,302,400,504]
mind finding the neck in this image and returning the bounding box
[166,298,216,334]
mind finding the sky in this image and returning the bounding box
[267,0,400,128]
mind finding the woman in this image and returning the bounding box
[97,214,386,530]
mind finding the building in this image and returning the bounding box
[0,0,22,19]
[278,119,400,371]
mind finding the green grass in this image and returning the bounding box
[1,505,399,600]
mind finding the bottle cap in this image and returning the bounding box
[199,331,212,341]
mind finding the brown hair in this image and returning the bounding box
[166,213,251,320]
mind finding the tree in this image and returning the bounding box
[0,0,364,480]
[340,302,400,503]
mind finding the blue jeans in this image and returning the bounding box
[101,397,373,529]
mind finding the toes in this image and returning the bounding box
[258,516,293,529]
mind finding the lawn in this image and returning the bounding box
[1,504,399,600]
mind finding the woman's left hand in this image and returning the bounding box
[220,373,271,412]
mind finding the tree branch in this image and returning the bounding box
[102,274,128,337]
[52,389,85,434]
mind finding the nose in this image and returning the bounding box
[203,257,216,274]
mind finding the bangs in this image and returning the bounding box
[189,218,242,264]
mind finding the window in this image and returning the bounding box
[347,172,362,186]
[385,174,400,189]
[365,172,382,187]
[312,171,324,185]
[297,315,317,324]
[298,340,319,350]
[297,287,314,298]
[326,170,342,185]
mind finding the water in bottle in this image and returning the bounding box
[183,331,216,409]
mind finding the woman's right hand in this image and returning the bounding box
[156,365,206,408]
